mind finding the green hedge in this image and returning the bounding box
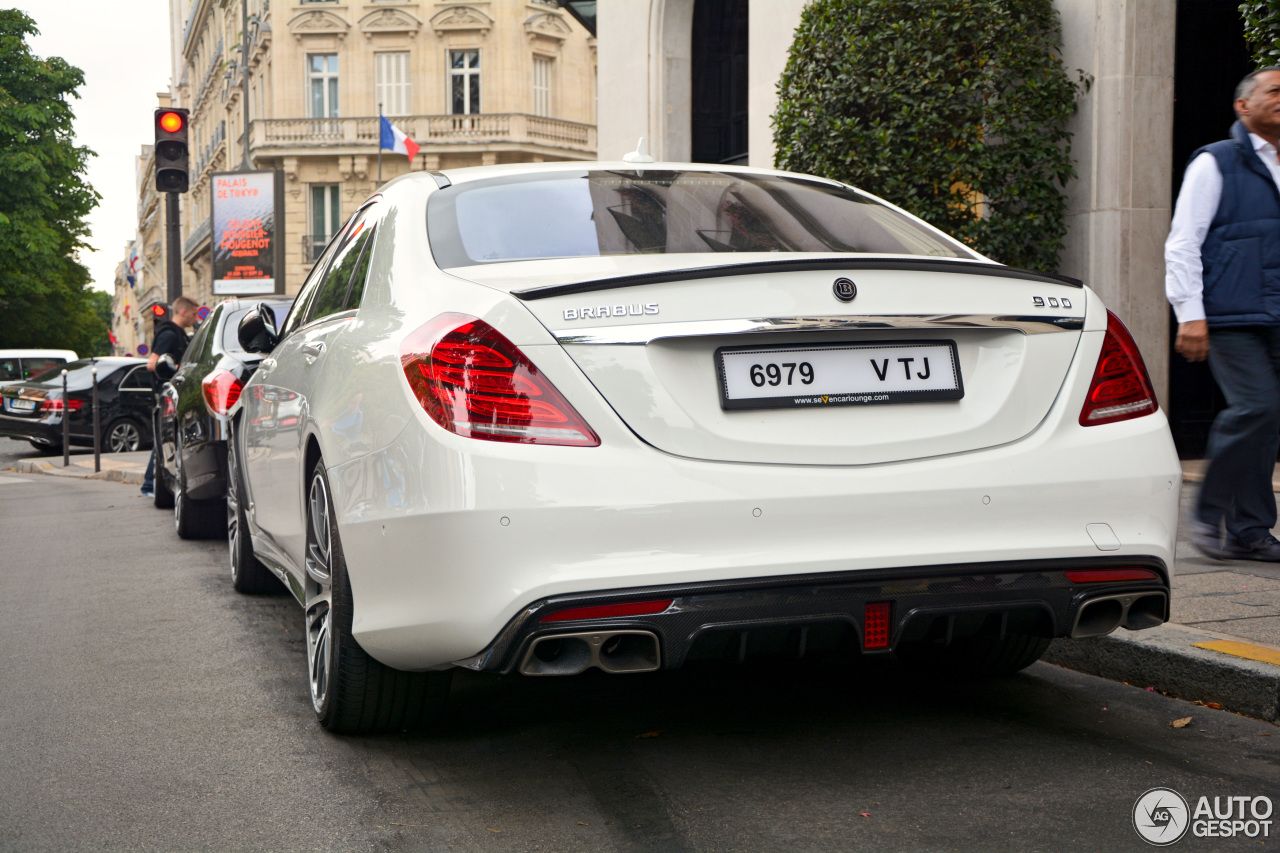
[1241,1,1280,66]
[772,0,1088,272]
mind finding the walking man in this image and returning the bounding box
[140,296,199,498]
[1166,67,1280,560]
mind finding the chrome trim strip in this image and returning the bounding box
[552,314,1084,345]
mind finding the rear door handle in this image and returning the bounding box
[301,342,326,363]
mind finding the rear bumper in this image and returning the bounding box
[0,413,71,445]
[453,557,1170,673]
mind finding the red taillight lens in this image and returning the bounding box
[161,395,176,419]
[202,370,243,416]
[863,601,891,649]
[400,314,600,447]
[540,599,674,623]
[1064,568,1159,583]
[39,398,84,412]
[1079,311,1158,426]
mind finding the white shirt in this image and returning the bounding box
[1165,132,1280,324]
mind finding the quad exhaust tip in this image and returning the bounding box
[1071,592,1167,639]
[519,630,661,676]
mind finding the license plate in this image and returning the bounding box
[7,398,35,411]
[716,340,964,410]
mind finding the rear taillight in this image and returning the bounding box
[1064,568,1160,583]
[202,370,243,416]
[540,599,674,623]
[39,398,84,412]
[400,314,599,447]
[1079,311,1158,426]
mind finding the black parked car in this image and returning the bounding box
[0,357,153,455]
[155,297,291,539]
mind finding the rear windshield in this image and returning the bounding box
[26,359,127,386]
[427,169,976,268]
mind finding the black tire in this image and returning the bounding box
[896,632,1050,677]
[28,440,61,456]
[104,417,145,453]
[174,451,226,540]
[305,459,451,734]
[227,429,279,594]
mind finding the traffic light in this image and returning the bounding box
[154,108,190,193]
[150,303,171,322]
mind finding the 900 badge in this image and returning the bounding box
[1033,295,1072,309]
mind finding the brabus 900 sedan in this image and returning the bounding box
[231,161,1181,733]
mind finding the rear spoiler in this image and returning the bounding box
[511,257,1082,301]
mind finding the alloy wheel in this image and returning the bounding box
[107,421,141,452]
[305,470,334,713]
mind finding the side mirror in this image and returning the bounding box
[238,303,280,354]
[154,354,178,382]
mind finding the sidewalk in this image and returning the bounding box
[7,451,1280,721]
[9,449,150,486]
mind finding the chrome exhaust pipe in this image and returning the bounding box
[519,630,661,676]
[1070,591,1168,639]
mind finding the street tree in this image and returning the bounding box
[0,10,106,355]
[772,0,1087,272]
[1241,1,1280,66]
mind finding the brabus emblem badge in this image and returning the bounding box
[833,278,857,303]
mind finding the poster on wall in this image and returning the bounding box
[211,169,284,296]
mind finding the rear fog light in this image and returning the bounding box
[864,602,891,649]
[541,599,674,623]
[1064,568,1159,583]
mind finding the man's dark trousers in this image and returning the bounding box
[1198,326,1280,545]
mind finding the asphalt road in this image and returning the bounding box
[1,471,1277,852]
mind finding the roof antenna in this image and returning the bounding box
[622,137,655,165]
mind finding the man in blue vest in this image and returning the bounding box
[1167,66,1280,560]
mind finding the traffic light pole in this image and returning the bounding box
[166,191,181,304]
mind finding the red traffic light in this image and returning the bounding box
[158,111,184,134]
[151,304,168,317]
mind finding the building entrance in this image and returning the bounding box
[691,0,749,165]
[1167,0,1255,458]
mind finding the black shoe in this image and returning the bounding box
[1239,535,1280,562]
[1187,520,1248,560]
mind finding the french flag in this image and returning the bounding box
[380,116,420,161]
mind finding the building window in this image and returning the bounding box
[449,50,480,115]
[376,52,411,116]
[309,184,341,262]
[532,55,551,117]
[308,54,339,119]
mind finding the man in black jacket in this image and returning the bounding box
[141,296,198,497]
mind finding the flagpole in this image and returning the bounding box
[377,101,383,186]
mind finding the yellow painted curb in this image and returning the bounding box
[1192,640,1280,667]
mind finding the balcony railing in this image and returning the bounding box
[250,113,597,155]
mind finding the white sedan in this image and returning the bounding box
[231,161,1181,733]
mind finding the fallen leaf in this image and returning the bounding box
[1171,717,1193,728]
[635,731,662,739]
[488,828,501,833]
[390,823,430,828]
[1261,733,1271,737]
[1205,702,1223,710]
[578,822,589,826]
[860,813,871,818]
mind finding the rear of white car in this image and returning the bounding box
[328,165,1180,675]
[235,162,1180,733]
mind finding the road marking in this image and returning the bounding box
[0,475,30,484]
[1193,640,1280,667]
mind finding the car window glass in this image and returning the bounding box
[343,225,376,310]
[0,357,19,381]
[427,170,978,268]
[21,357,63,379]
[280,224,351,338]
[120,366,152,389]
[180,319,213,367]
[307,210,374,324]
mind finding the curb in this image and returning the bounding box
[10,459,146,487]
[1043,623,1280,722]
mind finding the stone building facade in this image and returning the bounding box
[164,0,596,309]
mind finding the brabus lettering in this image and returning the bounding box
[563,308,578,320]
[582,307,596,319]
[644,303,659,315]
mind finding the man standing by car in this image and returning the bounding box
[1166,66,1280,560]
[140,296,198,497]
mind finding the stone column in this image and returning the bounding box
[1057,0,1176,402]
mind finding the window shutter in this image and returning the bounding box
[376,52,411,116]
[533,56,551,117]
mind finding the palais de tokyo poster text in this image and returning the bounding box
[211,170,284,296]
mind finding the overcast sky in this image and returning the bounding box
[22,1,173,294]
